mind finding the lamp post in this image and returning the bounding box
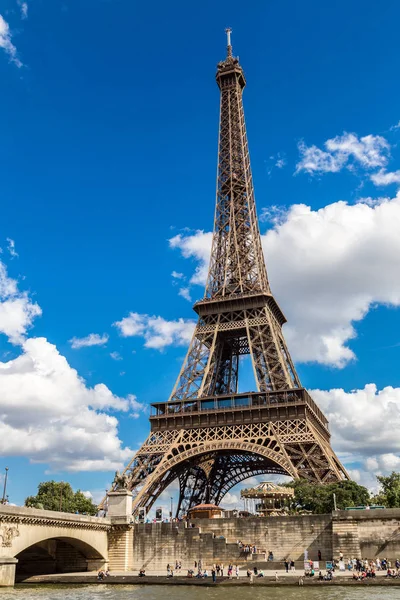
[59,481,64,512]
[1,467,9,504]
[170,497,173,521]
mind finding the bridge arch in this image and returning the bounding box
[15,535,106,578]
[8,524,108,562]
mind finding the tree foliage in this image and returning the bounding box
[375,472,400,508]
[287,479,370,514]
[25,480,98,515]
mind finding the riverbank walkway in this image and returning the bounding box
[17,570,400,587]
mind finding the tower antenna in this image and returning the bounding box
[225,27,232,57]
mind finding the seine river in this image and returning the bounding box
[1,586,400,600]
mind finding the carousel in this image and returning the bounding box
[240,481,294,516]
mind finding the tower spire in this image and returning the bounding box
[225,27,232,58]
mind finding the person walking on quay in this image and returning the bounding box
[284,559,289,573]
[290,560,295,572]
[221,563,224,576]
[212,567,216,583]
[318,550,322,562]
[249,571,254,584]
[235,565,239,579]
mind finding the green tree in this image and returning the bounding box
[375,472,400,508]
[25,481,98,515]
[288,479,370,514]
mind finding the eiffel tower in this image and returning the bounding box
[115,29,348,517]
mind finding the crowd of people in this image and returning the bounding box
[185,561,241,582]
[237,540,258,554]
[158,552,400,583]
[345,556,400,579]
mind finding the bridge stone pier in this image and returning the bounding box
[0,490,134,586]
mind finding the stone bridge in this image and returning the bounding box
[0,491,134,586]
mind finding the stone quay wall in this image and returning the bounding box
[132,514,332,571]
[332,508,400,560]
[133,509,400,571]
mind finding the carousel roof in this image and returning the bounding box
[188,503,223,511]
[240,481,294,499]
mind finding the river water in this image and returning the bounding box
[1,586,400,600]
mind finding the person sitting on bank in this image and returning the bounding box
[139,569,146,577]
[318,571,324,580]
[257,570,264,577]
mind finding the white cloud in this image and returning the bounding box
[110,351,122,361]
[296,132,390,175]
[6,238,18,259]
[220,492,240,509]
[0,337,143,471]
[0,14,22,67]
[178,287,192,302]
[355,196,389,207]
[169,231,213,287]
[267,153,287,175]
[17,1,28,19]
[313,384,400,456]
[70,333,109,349]
[170,193,400,368]
[276,157,286,169]
[390,120,400,131]
[171,271,184,280]
[370,169,400,186]
[311,384,400,491]
[114,312,195,351]
[260,205,288,225]
[0,261,42,344]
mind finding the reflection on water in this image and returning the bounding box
[0,586,399,600]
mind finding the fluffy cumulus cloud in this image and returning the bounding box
[370,169,400,186]
[313,384,400,456]
[169,193,400,368]
[296,132,390,175]
[0,261,42,344]
[114,312,195,350]
[70,333,109,349]
[220,492,240,509]
[312,384,400,490]
[0,14,22,67]
[0,337,143,471]
[169,231,213,287]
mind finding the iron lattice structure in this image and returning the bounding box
[113,30,348,517]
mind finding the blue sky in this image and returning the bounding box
[1,0,400,510]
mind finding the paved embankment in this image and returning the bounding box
[16,572,400,587]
